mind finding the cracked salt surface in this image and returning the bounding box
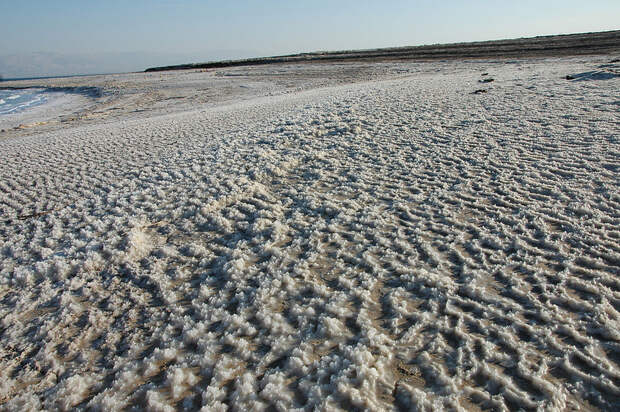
[0,57,619,410]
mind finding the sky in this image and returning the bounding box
[1,0,619,78]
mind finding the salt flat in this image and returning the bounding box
[0,56,619,410]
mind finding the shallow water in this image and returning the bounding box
[0,88,49,115]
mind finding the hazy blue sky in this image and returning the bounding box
[1,0,618,77]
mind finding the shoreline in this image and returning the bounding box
[0,88,98,132]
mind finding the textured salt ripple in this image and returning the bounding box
[0,58,619,410]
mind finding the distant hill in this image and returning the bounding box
[145,30,620,73]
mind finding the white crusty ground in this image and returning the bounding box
[0,57,619,411]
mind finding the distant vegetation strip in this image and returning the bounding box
[145,30,620,72]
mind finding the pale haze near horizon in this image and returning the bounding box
[0,0,618,78]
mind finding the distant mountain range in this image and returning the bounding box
[0,50,258,79]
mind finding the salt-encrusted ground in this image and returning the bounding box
[0,57,619,411]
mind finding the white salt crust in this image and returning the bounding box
[0,57,619,410]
